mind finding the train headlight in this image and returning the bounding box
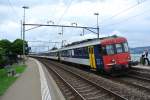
[111,59,116,63]
[128,56,131,61]
[106,59,116,66]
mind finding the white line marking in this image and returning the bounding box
[33,58,51,100]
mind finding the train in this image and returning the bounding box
[33,35,132,74]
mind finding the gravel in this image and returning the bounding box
[50,60,150,100]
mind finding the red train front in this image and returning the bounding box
[100,37,131,74]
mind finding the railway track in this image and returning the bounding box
[102,68,150,96]
[39,58,127,100]
[43,60,84,100]
[129,68,150,79]
[106,76,150,94]
[55,60,150,95]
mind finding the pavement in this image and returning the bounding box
[132,64,150,70]
[0,58,42,100]
[0,58,65,100]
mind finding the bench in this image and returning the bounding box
[5,65,16,77]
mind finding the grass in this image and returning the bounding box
[0,64,26,95]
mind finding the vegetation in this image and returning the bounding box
[11,39,29,55]
[0,39,29,68]
[0,64,26,95]
[51,46,58,50]
[0,39,28,95]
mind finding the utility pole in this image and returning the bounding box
[22,6,29,63]
[94,13,99,38]
[20,20,22,39]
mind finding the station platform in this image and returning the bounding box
[0,58,65,100]
[132,64,150,70]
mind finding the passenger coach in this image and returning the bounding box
[39,36,131,74]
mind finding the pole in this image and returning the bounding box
[61,27,63,47]
[21,20,22,39]
[94,13,99,38]
[62,27,63,35]
[97,14,99,38]
[23,8,25,63]
[22,6,29,63]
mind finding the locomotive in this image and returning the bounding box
[36,35,131,74]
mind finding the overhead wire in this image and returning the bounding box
[102,0,149,28]
[93,0,147,27]
[7,0,20,19]
[103,8,150,27]
[57,0,73,24]
[103,0,147,22]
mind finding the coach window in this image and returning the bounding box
[83,47,88,57]
[123,42,129,52]
[78,48,82,56]
[74,48,78,57]
[106,45,115,55]
[72,50,74,56]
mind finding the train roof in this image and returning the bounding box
[48,35,126,52]
[60,35,125,51]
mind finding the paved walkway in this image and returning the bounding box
[132,64,150,70]
[0,58,65,100]
[1,58,42,100]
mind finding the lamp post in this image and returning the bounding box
[22,6,29,63]
[94,13,99,38]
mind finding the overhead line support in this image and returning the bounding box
[24,23,99,37]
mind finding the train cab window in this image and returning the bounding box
[123,42,129,52]
[116,44,123,53]
[105,45,115,55]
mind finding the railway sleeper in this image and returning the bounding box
[82,91,101,97]
[74,84,93,89]
[76,86,94,91]
[87,93,109,100]
[77,87,96,93]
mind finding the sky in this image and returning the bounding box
[0,0,150,52]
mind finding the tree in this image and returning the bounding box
[51,47,58,50]
[11,39,29,55]
[0,48,7,67]
[0,39,11,55]
[0,40,12,66]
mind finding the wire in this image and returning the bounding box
[103,0,147,22]
[7,0,20,19]
[103,8,150,27]
[57,0,73,24]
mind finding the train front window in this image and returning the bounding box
[123,42,129,52]
[116,44,123,53]
[105,45,115,55]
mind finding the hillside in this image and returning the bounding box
[130,46,150,54]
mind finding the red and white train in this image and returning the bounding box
[34,35,131,74]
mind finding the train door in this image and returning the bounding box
[94,45,104,71]
[88,46,96,69]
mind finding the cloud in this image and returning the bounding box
[0,0,150,52]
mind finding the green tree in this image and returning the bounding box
[0,48,7,67]
[0,40,12,66]
[0,39,12,55]
[11,39,29,55]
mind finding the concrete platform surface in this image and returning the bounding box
[39,60,65,100]
[132,64,150,70]
[0,58,65,100]
[1,58,42,100]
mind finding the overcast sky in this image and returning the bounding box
[0,0,150,52]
